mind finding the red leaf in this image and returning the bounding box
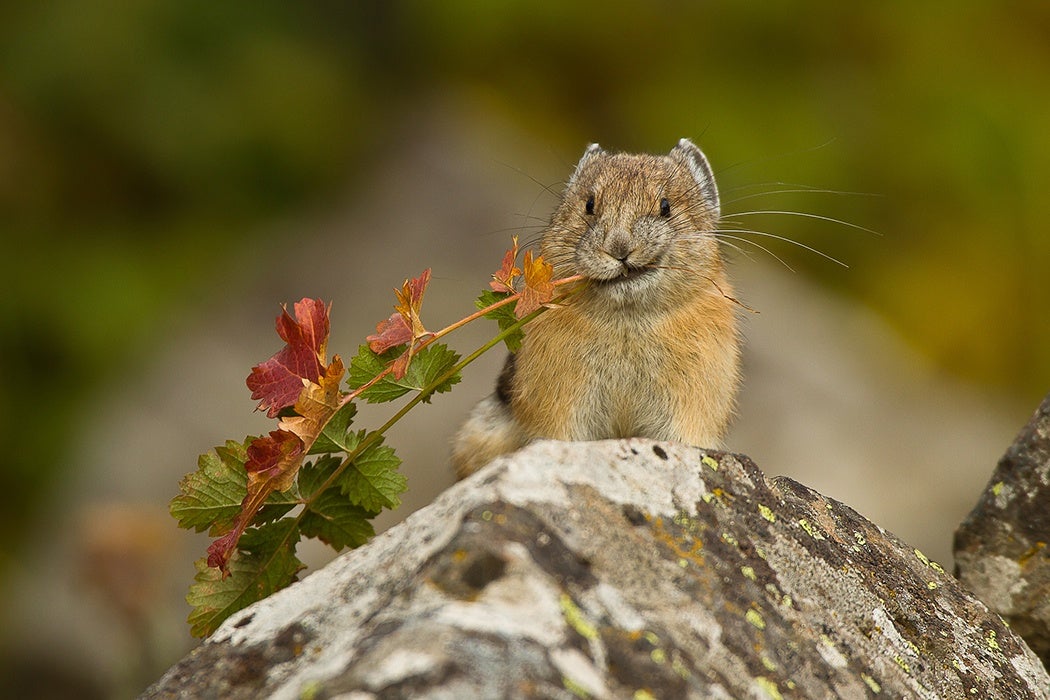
[367,313,412,354]
[206,530,240,571]
[247,298,331,418]
[207,430,305,576]
[245,430,304,482]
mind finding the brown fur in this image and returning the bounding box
[451,139,740,478]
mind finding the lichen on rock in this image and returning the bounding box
[955,392,1050,666]
[144,437,1050,699]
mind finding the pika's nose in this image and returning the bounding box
[604,230,632,262]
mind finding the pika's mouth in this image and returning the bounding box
[590,263,658,286]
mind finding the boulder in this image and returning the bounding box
[955,392,1050,665]
[143,439,1049,699]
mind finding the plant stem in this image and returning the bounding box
[306,284,582,510]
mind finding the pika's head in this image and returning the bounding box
[542,139,722,306]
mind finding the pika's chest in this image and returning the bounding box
[512,310,687,440]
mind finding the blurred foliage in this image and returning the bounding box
[2,0,1049,563]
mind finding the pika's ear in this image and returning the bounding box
[671,138,719,219]
[568,142,605,186]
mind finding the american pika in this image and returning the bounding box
[452,138,740,478]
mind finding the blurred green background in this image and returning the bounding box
[2,1,1049,696]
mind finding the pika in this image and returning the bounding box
[451,138,741,478]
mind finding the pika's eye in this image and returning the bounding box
[585,194,595,215]
[659,198,671,217]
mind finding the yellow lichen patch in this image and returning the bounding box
[721,532,739,547]
[746,608,766,630]
[563,676,590,698]
[798,518,825,540]
[755,676,783,700]
[758,504,776,522]
[991,481,1004,496]
[761,655,778,672]
[650,648,667,664]
[986,629,1000,651]
[853,531,866,547]
[299,680,323,700]
[560,594,598,641]
[741,566,757,581]
[927,581,938,590]
[671,655,691,680]
[861,673,881,693]
[633,690,656,700]
[702,455,720,470]
[894,655,911,674]
[1018,541,1046,567]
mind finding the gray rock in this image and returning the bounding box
[955,392,1050,665]
[143,440,1049,699]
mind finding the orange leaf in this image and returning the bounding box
[514,250,555,317]
[490,236,521,293]
[394,268,431,341]
[280,356,346,448]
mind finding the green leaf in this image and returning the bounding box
[296,454,343,497]
[308,401,358,454]
[339,433,406,512]
[348,344,403,402]
[298,454,379,550]
[172,438,299,535]
[171,440,250,534]
[408,343,461,402]
[185,518,303,638]
[300,489,375,551]
[348,343,461,403]
[476,289,524,352]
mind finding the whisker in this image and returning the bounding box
[716,227,849,268]
[711,233,796,273]
[726,210,881,237]
[722,187,881,207]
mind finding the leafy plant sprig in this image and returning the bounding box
[170,237,582,637]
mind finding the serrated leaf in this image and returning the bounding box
[515,250,554,317]
[296,455,343,496]
[308,401,358,455]
[407,343,461,402]
[172,439,299,536]
[300,489,375,551]
[490,236,521,293]
[348,344,461,403]
[339,435,406,512]
[186,519,303,638]
[171,440,250,534]
[347,344,401,401]
[366,312,412,354]
[476,290,524,352]
[246,298,329,418]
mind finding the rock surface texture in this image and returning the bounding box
[956,392,1050,666]
[144,439,1050,699]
